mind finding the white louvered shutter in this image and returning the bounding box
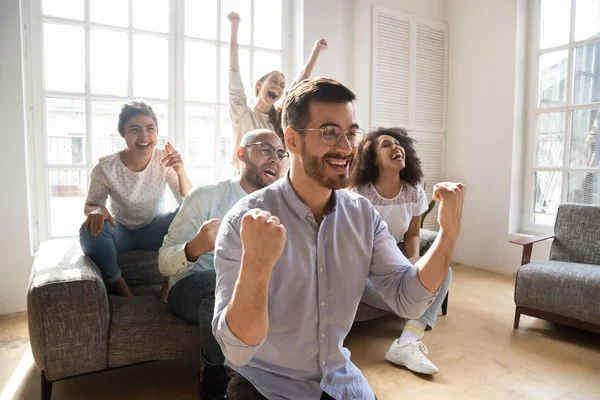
[411,132,445,230]
[370,7,447,231]
[414,21,447,132]
[371,9,411,127]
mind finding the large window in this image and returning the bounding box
[526,0,600,229]
[26,0,287,244]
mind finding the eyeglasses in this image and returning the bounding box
[244,142,289,161]
[296,126,365,148]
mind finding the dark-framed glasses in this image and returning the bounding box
[244,142,289,161]
[296,126,366,148]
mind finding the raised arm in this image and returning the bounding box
[213,209,286,366]
[415,183,465,293]
[296,39,328,82]
[228,12,241,72]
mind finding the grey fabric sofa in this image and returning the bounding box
[511,204,600,334]
[27,240,199,400]
[28,229,442,399]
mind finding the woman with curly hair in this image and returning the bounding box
[350,127,452,375]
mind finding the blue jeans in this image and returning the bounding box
[361,267,452,329]
[167,270,224,366]
[79,211,177,283]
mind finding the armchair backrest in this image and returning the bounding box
[550,204,600,265]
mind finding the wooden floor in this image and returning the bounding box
[1,264,599,400]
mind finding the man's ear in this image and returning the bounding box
[236,146,246,163]
[284,126,299,154]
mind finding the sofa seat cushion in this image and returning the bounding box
[354,302,391,322]
[118,251,166,287]
[515,261,600,325]
[107,296,200,368]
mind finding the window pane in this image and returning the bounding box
[220,46,251,104]
[186,106,215,165]
[134,35,169,99]
[220,0,251,45]
[221,105,234,165]
[43,0,83,20]
[91,29,128,96]
[133,0,169,33]
[538,50,568,108]
[570,109,600,167]
[49,170,87,237]
[92,101,125,160]
[253,52,281,85]
[185,0,217,39]
[44,24,85,93]
[573,43,600,105]
[46,98,86,165]
[188,168,217,186]
[90,0,128,27]
[575,0,600,41]
[535,112,565,167]
[185,42,217,102]
[152,103,170,142]
[568,172,599,204]
[254,0,282,50]
[539,0,570,49]
[534,171,562,225]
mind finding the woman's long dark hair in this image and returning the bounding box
[255,71,285,143]
[351,127,423,187]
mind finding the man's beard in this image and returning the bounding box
[300,143,352,190]
[245,158,271,190]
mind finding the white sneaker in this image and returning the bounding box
[385,340,439,375]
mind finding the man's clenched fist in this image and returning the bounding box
[240,209,287,274]
[432,182,465,241]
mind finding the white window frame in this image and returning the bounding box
[23,0,291,250]
[523,0,600,234]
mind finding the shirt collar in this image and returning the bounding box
[280,173,338,221]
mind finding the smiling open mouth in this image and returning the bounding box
[325,158,350,172]
[392,153,403,160]
[136,143,151,148]
[267,90,278,101]
[264,168,276,177]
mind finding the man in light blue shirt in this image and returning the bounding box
[159,129,288,400]
[213,77,465,400]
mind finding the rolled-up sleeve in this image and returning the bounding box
[159,189,204,277]
[368,208,436,319]
[213,214,263,366]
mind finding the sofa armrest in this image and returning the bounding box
[27,239,109,381]
[510,235,554,266]
[419,229,438,256]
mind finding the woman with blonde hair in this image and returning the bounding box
[227,11,327,170]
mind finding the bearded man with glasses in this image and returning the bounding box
[158,128,286,400]
[212,77,465,400]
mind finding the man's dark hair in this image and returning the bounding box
[117,101,158,136]
[351,127,424,187]
[281,77,356,131]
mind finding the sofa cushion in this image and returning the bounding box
[107,296,200,368]
[551,204,600,265]
[354,302,391,322]
[515,261,600,325]
[118,250,166,287]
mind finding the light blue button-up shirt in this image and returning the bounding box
[213,175,436,400]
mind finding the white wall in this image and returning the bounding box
[0,0,34,314]
[446,0,551,275]
[295,0,353,86]
[352,0,447,127]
